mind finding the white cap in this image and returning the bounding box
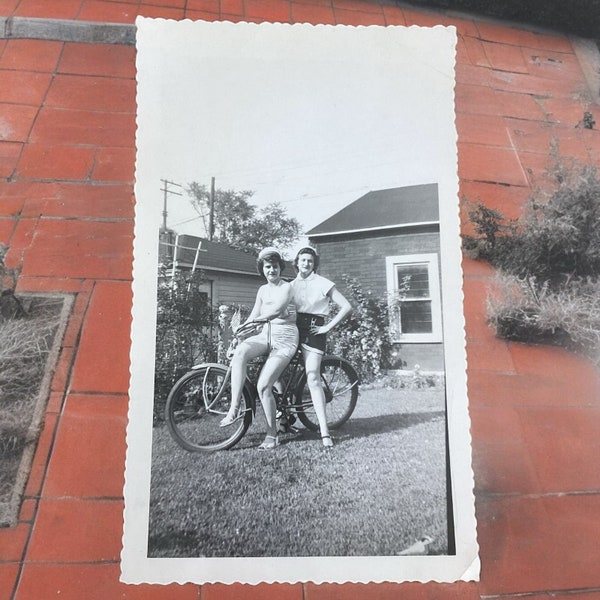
[258,247,282,260]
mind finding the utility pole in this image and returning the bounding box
[209,177,215,241]
[159,179,183,232]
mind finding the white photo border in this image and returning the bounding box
[123,18,479,584]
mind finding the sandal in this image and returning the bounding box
[219,407,245,427]
[321,434,334,448]
[258,435,279,450]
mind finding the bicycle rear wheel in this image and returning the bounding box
[165,365,252,452]
[294,356,359,431]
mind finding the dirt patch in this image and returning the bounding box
[0,294,72,527]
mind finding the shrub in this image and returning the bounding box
[153,268,218,420]
[464,163,600,363]
[326,276,395,382]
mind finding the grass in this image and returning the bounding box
[0,297,66,526]
[148,384,448,557]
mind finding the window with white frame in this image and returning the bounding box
[386,253,442,343]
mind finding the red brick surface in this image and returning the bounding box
[1,2,599,599]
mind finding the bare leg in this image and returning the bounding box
[256,354,292,444]
[221,341,267,425]
[302,348,332,446]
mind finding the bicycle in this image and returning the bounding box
[165,319,360,452]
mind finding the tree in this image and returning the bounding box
[186,182,301,255]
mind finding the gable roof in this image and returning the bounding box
[306,184,439,238]
[174,235,260,276]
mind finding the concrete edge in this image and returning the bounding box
[0,16,136,45]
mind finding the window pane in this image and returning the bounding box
[396,264,430,299]
[400,300,433,333]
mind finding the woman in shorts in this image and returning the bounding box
[291,247,352,448]
[220,247,298,450]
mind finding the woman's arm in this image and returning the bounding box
[314,286,352,335]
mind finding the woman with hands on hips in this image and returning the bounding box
[291,246,352,448]
[220,247,298,450]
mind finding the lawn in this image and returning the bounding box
[148,383,448,558]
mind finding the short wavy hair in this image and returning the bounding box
[294,246,320,273]
[256,248,286,276]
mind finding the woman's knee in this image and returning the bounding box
[306,368,321,388]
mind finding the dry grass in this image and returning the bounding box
[0,299,64,516]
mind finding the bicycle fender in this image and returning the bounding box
[322,354,361,384]
[190,363,258,415]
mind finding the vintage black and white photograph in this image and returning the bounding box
[123,18,478,584]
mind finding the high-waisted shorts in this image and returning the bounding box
[242,322,299,360]
[297,313,326,355]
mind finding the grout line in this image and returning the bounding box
[0,16,136,45]
[481,586,600,599]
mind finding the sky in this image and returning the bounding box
[135,20,459,257]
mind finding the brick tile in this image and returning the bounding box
[482,40,528,74]
[456,113,512,148]
[462,277,497,342]
[186,0,219,12]
[0,39,63,73]
[18,497,37,522]
[90,146,135,182]
[461,256,495,278]
[30,107,135,148]
[185,8,221,20]
[475,21,573,54]
[509,342,600,383]
[20,220,133,280]
[381,4,406,26]
[0,563,19,600]
[455,62,492,87]
[542,96,593,126]
[0,523,29,561]
[0,0,20,15]
[334,7,386,26]
[467,370,598,408]
[0,103,38,143]
[24,183,133,219]
[59,43,136,79]
[60,289,91,348]
[477,495,600,594]
[43,394,128,498]
[220,0,244,14]
[70,281,132,394]
[14,0,82,19]
[292,2,336,24]
[138,5,186,18]
[498,594,600,600]
[503,117,558,153]
[518,406,600,493]
[27,498,123,561]
[0,69,52,105]
[15,275,91,294]
[17,563,199,600]
[16,143,95,180]
[466,339,516,373]
[24,412,58,497]
[458,34,490,68]
[459,180,530,220]
[46,390,64,413]
[205,583,304,600]
[244,0,292,21]
[142,0,186,6]
[458,143,529,187]
[50,345,74,393]
[488,69,578,98]
[304,582,481,599]
[0,140,22,178]
[525,49,586,83]
[0,217,16,243]
[494,89,546,122]
[45,74,136,113]
[76,0,139,23]
[332,0,384,14]
[455,83,502,117]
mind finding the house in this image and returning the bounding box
[158,232,264,309]
[306,183,444,371]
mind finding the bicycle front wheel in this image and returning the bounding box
[165,365,252,452]
[294,356,359,431]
